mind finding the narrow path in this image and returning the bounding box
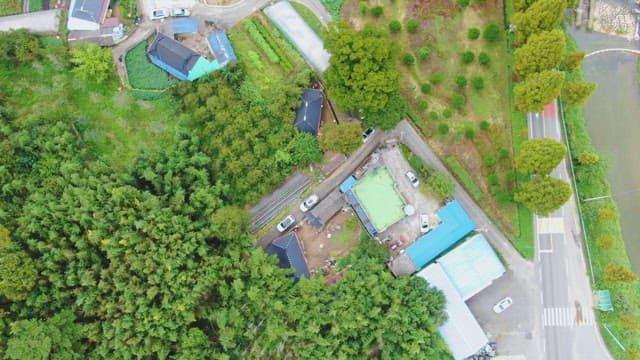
[585,48,640,57]
[23,0,30,13]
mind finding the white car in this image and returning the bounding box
[300,194,319,212]
[171,8,191,17]
[419,214,431,233]
[276,215,296,232]
[406,171,419,188]
[493,297,513,313]
[150,8,170,20]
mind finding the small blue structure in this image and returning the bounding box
[172,18,198,34]
[207,31,237,65]
[405,200,475,270]
[339,176,357,193]
[437,234,506,300]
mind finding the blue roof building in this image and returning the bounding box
[207,31,237,65]
[172,18,198,34]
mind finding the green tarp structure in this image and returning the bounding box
[597,290,613,311]
[187,57,222,81]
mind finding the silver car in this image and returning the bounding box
[171,8,191,17]
[150,8,169,20]
[300,194,319,212]
[276,215,296,232]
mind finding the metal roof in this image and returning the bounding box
[416,264,488,360]
[70,0,106,24]
[437,234,506,301]
[148,33,201,80]
[265,233,310,279]
[172,18,198,34]
[207,31,237,65]
[294,89,323,136]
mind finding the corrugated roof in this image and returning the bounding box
[294,89,323,136]
[405,200,475,270]
[148,33,201,80]
[437,234,506,301]
[265,233,310,279]
[70,0,106,24]
[339,176,357,193]
[172,18,198,34]
[207,31,237,65]
[416,264,488,360]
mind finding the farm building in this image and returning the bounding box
[391,199,475,276]
[207,31,237,65]
[67,0,108,31]
[416,264,489,360]
[294,89,323,136]
[265,233,310,279]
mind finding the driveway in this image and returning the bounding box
[0,9,60,34]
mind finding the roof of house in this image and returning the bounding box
[70,0,107,24]
[207,31,237,65]
[266,233,310,279]
[437,234,506,301]
[416,264,488,360]
[172,18,198,34]
[148,33,201,79]
[405,200,475,270]
[307,189,345,230]
[294,89,323,136]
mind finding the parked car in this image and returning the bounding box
[276,215,296,232]
[150,8,170,20]
[300,194,319,212]
[493,297,513,313]
[362,128,375,142]
[420,214,431,233]
[406,171,419,188]
[171,8,191,17]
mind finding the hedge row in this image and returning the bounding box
[250,17,294,72]
[242,19,280,65]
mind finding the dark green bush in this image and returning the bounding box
[421,83,432,94]
[418,47,430,61]
[389,20,402,33]
[455,75,467,88]
[483,23,501,42]
[403,53,416,65]
[407,19,419,33]
[471,76,484,90]
[443,109,453,118]
[479,52,491,66]
[461,51,475,64]
[438,123,450,135]
[468,28,481,39]
[371,5,384,17]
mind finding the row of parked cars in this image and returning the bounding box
[275,194,319,232]
[150,8,191,20]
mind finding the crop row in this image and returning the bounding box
[250,17,294,72]
[242,19,281,65]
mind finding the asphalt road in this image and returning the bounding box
[528,102,612,360]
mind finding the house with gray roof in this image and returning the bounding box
[265,233,310,279]
[294,89,323,136]
[67,0,108,31]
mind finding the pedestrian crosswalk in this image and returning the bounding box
[543,307,596,327]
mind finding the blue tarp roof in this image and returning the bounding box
[405,200,475,270]
[172,18,197,34]
[339,176,357,193]
[438,234,506,300]
[207,31,237,65]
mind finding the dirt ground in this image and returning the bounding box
[298,211,361,271]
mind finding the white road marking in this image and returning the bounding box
[544,307,595,327]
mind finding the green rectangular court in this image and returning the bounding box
[352,167,405,233]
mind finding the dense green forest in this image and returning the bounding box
[0,30,448,358]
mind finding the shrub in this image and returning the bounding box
[418,100,429,110]
[438,123,450,135]
[468,28,481,39]
[461,51,475,64]
[429,111,439,120]
[430,72,445,84]
[451,94,465,109]
[498,148,510,159]
[457,0,470,7]
[598,207,616,223]
[403,53,416,65]
[596,234,614,249]
[619,313,640,330]
[479,52,491,66]
[483,155,497,167]
[471,76,484,90]
[484,23,501,42]
[496,191,512,205]
[488,173,499,185]
[604,263,637,283]
[465,127,476,140]
[371,5,384,17]
[421,83,432,94]
[479,120,490,130]
[359,1,368,15]
[427,172,455,200]
[389,20,402,33]
[455,75,467,88]
[418,47,430,61]
[442,109,453,118]
[577,151,599,165]
[407,19,419,33]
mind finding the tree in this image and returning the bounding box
[288,131,323,164]
[362,91,407,130]
[516,138,566,175]
[471,75,485,90]
[562,80,597,108]
[451,94,465,109]
[407,19,419,33]
[371,5,384,17]
[514,70,565,112]
[458,0,470,7]
[478,52,491,66]
[319,121,362,154]
[438,123,449,135]
[455,75,468,88]
[0,251,37,301]
[70,43,114,84]
[561,51,586,71]
[483,23,502,42]
[512,0,567,43]
[443,108,453,118]
[427,172,455,200]
[461,51,475,64]
[514,29,566,76]
[6,320,51,360]
[418,47,430,61]
[0,29,41,64]
[577,151,599,165]
[421,82,432,94]
[324,23,400,114]
[0,224,9,251]
[514,176,572,215]
[210,206,251,241]
[403,53,416,65]
[468,27,481,39]
[604,263,638,283]
[514,0,538,12]
[389,20,402,33]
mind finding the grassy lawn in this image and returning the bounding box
[341,0,522,247]
[333,218,359,244]
[29,0,42,11]
[1,43,178,170]
[124,40,176,90]
[0,0,21,16]
[291,2,325,37]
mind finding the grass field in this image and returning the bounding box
[124,41,175,90]
[291,2,325,38]
[2,42,178,169]
[0,0,21,15]
[341,0,522,248]
[29,0,42,11]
